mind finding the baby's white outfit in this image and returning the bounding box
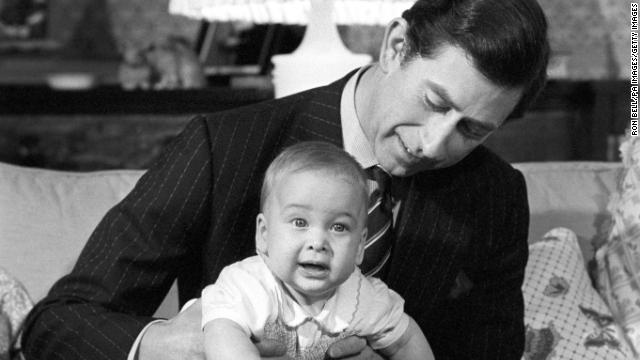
[201,255,408,360]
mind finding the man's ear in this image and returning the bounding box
[255,213,268,255]
[379,17,409,73]
[355,228,367,266]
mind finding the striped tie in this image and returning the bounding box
[360,165,395,278]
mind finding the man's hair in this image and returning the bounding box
[401,0,550,116]
[260,141,368,212]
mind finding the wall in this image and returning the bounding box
[48,0,200,53]
[46,0,629,79]
[341,0,630,80]
[0,114,191,170]
[540,0,629,80]
[1,1,624,171]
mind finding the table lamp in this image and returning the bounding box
[169,0,414,97]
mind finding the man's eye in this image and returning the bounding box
[331,223,347,232]
[293,219,307,228]
[459,122,487,140]
[425,97,449,113]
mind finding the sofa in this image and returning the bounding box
[0,160,633,359]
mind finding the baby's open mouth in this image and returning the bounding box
[299,262,328,272]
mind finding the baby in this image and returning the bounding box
[201,141,434,360]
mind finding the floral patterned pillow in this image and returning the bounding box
[0,267,32,360]
[523,227,633,360]
[596,134,640,354]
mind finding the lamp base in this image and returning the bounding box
[270,0,371,98]
[271,51,371,98]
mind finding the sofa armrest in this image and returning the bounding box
[514,161,622,262]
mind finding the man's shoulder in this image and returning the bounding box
[464,145,520,176]
[404,146,524,204]
[412,145,521,186]
[459,146,526,200]
[198,74,351,128]
[198,90,312,124]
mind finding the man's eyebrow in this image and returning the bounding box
[427,80,498,132]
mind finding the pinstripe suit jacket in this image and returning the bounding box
[22,72,529,360]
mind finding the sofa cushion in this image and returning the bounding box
[0,162,183,320]
[0,162,143,302]
[514,162,622,261]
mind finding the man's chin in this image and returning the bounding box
[388,161,443,177]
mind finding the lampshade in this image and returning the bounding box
[170,0,414,97]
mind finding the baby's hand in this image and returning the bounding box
[327,336,384,360]
[253,335,383,359]
[253,337,288,359]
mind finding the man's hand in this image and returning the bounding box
[138,298,291,360]
[326,336,384,360]
[138,299,205,360]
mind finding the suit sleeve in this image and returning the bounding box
[438,168,529,360]
[21,116,214,360]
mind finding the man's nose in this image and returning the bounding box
[418,113,459,157]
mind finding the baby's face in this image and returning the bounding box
[256,169,367,307]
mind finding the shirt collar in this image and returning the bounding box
[277,269,364,334]
[341,66,378,170]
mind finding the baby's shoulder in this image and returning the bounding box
[345,269,396,297]
[218,256,277,289]
[341,272,408,345]
[339,270,404,317]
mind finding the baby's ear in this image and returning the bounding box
[355,228,367,266]
[255,213,268,255]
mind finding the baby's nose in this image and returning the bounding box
[306,230,329,252]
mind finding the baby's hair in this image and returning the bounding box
[260,141,368,212]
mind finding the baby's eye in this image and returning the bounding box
[331,223,348,232]
[292,218,307,228]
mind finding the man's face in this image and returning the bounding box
[255,169,367,307]
[359,44,523,177]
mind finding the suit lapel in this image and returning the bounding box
[387,166,475,319]
[284,70,359,147]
